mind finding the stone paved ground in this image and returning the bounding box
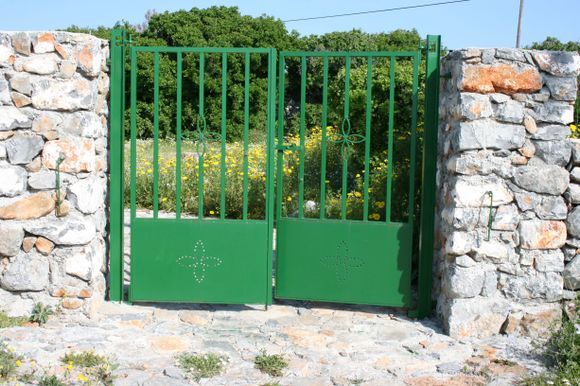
[1,301,545,385]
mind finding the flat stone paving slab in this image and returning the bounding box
[0,301,546,385]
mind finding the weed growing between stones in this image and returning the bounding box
[60,350,118,385]
[348,378,366,385]
[254,351,288,377]
[176,352,227,381]
[519,299,579,385]
[0,311,28,328]
[38,374,66,386]
[29,303,53,325]
[0,341,22,380]
[260,383,282,386]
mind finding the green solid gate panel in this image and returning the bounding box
[276,218,412,306]
[130,220,268,303]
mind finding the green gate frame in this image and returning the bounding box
[108,29,441,316]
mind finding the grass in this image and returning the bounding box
[518,298,579,386]
[177,352,226,381]
[254,351,288,377]
[0,311,27,328]
[61,351,118,385]
[0,341,22,380]
[38,375,66,386]
[61,351,109,368]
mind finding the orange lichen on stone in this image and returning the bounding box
[461,64,542,95]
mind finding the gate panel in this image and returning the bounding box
[276,219,412,306]
[275,49,422,307]
[125,46,277,304]
[130,220,268,303]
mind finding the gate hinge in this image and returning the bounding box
[276,144,301,152]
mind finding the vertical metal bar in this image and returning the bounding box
[198,52,205,219]
[319,57,329,220]
[242,52,250,219]
[130,51,137,222]
[298,56,306,219]
[363,57,373,221]
[220,52,227,220]
[341,56,351,220]
[412,35,441,319]
[152,52,160,219]
[275,55,286,220]
[265,49,277,305]
[407,52,420,224]
[175,52,183,219]
[385,56,396,223]
[108,29,125,302]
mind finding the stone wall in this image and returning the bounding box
[0,31,109,316]
[436,48,580,338]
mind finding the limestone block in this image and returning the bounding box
[5,132,44,164]
[460,63,542,95]
[0,106,31,131]
[512,159,568,195]
[519,220,566,249]
[32,77,97,111]
[531,51,580,77]
[0,252,49,291]
[0,222,24,257]
[0,191,55,220]
[452,175,513,208]
[452,119,525,151]
[24,214,96,246]
[443,297,510,338]
[563,255,580,290]
[0,163,27,197]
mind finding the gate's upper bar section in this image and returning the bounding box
[280,51,418,58]
[133,47,271,54]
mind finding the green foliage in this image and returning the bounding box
[0,311,27,328]
[254,351,288,377]
[177,352,226,381]
[0,341,21,379]
[38,375,66,386]
[61,351,108,368]
[61,351,118,385]
[529,36,580,52]
[518,301,579,386]
[29,303,53,325]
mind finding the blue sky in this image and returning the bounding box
[1,0,578,49]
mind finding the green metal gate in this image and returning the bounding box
[109,29,441,316]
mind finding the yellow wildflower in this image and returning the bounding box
[354,191,362,198]
[355,174,361,178]
[209,210,215,215]
[77,374,89,382]
[161,197,168,203]
[375,201,385,209]
[146,168,153,174]
[287,196,292,202]
[15,360,21,367]
[67,361,73,370]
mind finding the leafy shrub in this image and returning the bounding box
[176,352,226,381]
[254,351,288,377]
[29,303,53,325]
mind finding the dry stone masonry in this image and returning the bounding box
[436,48,580,338]
[0,31,109,317]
